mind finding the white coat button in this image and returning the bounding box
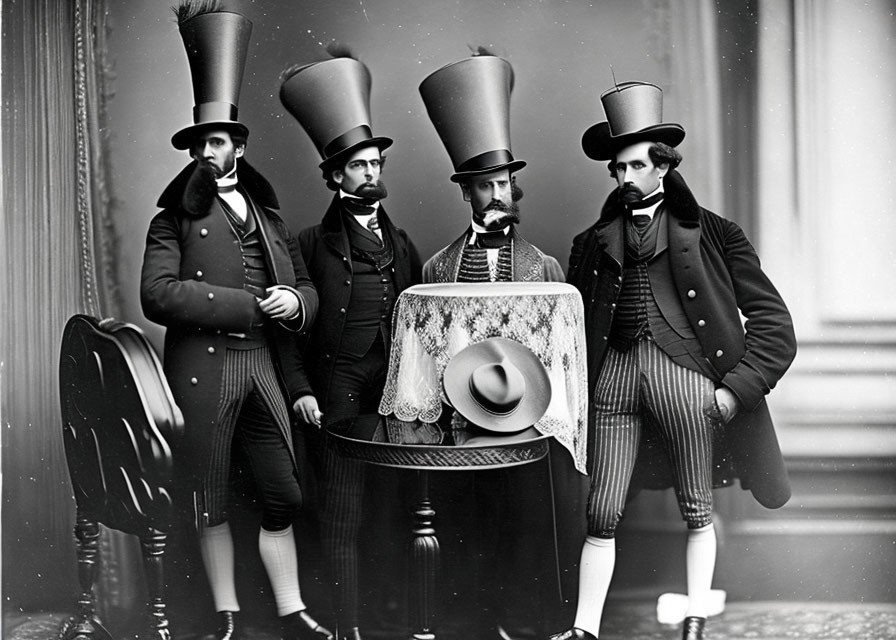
[190,377,198,385]
[208,347,216,354]
[200,228,208,237]
[715,350,724,358]
[196,270,203,278]
[208,292,215,300]
[687,289,697,299]
[698,319,706,327]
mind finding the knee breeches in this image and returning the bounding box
[586,339,719,537]
[201,347,302,530]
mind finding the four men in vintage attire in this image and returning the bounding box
[279,53,422,640]
[551,82,796,640]
[139,5,795,640]
[140,4,332,640]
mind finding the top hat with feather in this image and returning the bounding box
[419,52,526,183]
[279,50,393,171]
[581,81,685,161]
[170,1,252,150]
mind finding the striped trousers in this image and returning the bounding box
[587,338,720,537]
[201,346,302,530]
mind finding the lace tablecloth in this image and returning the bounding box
[379,282,588,473]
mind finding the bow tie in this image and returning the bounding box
[342,197,377,216]
[474,229,510,249]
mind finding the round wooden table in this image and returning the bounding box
[329,433,551,640]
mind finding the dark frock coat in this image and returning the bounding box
[567,169,796,509]
[140,160,319,486]
[295,195,422,406]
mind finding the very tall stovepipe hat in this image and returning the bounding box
[419,53,526,183]
[170,1,253,150]
[279,52,393,170]
[581,80,685,161]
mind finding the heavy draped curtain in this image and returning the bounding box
[2,0,123,611]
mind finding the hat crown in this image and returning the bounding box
[601,81,664,137]
[280,57,390,165]
[171,7,252,149]
[469,356,526,415]
[419,56,524,180]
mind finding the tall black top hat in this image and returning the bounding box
[279,56,393,170]
[581,81,685,161]
[170,2,252,150]
[419,55,526,183]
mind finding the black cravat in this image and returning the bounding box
[474,229,510,249]
[627,190,664,211]
[341,197,377,216]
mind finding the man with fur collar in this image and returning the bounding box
[551,82,796,640]
[140,5,329,640]
[280,53,422,640]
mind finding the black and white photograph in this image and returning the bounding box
[2,1,895,639]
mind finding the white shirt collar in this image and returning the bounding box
[633,184,665,219]
[468,220,510,245]
[340,189,380,213]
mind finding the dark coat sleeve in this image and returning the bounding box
[710,215,796,410]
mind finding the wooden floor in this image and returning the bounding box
[7,600,896,640]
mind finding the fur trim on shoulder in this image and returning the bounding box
[156,158,279,216]
[597,169,700,223]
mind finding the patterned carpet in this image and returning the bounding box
[6,601,896,640]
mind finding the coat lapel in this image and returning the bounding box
[320,196,352,261]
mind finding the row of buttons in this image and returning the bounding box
[588,270,723,358]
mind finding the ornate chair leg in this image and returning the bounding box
[59,513,113,640]
[141,527,171,640]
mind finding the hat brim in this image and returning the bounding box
[458,426,543,447]
[171,121,250,150]
[581,122,685,161]
[443,337,551,433]
[450,159,527,183]
[319,136,394,170]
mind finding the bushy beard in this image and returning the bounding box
[474,199,521,231]
[352,180,388,202]
[618,184,645,205]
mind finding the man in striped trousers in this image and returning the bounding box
[141,5,329,639]
[552,82,796,640]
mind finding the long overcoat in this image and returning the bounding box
[141,160,318,486]
[295,195,422,407]
[567,169,796,508]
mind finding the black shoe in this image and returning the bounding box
[280,610,334,640]
[681,616,706,640]
[202,611,239,640]
[547,629,597,640]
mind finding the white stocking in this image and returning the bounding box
[199,522,240,613]
[259,525,306,617]
[685,523,716,618]
[572,535,616,637]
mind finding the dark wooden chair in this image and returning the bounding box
[58,315,183,640]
